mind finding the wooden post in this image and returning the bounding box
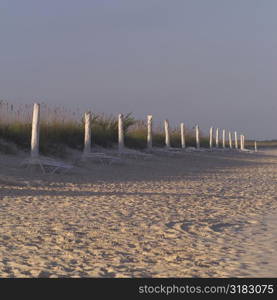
[83,111,92,156]
[164,119,170,148]
[147,115,153,149]
[118,114,124,152]
[228,131,232,149]
[243,135,245,149]
[240,134,243,150]
[209,127,213,150]
[180,122,186,149]
[222,129,226,149]
[234,131,238,149]
[31,103,40,158]
[215,128,219,148]
[195,124,200,149]
[254,141,258,152]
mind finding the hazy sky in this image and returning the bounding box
[0,0,276,139]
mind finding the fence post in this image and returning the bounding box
[31,103,40,158]
[228,131,232,149]
[147,115,153,150]
[209,127,213,150]
[243,135,245,150]
[83,111,92,156]
[222,129,226,149]
[180,122,186,149]
[164,120,170,148]
[254,141,258,152]
[196,124,200,149]
[118,114,124,152]
[215,128,219,148]
[234,131,238,149]
[240,134,244,150]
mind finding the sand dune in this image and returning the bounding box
[0,149,276,277]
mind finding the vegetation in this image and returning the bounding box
[0,101,216,156]
[245,140,277,149]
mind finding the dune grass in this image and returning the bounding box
[0,101,212,156]
[245,140,277,149]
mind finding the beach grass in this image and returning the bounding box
[0,101,222,156]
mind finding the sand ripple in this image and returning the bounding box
[0,150,276,277]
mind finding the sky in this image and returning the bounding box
[0,0,276,140]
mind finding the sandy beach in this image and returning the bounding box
[0,148,276,277]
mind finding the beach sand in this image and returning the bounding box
[0,149,276,277]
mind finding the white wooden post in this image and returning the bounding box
[228,131,232,149]
[31,103,40,158]
[147,115,153,149]
[222,129,226,149]
[254,141,258,152]
[215,128,219,148]
[209,127,213,149]
[180,122,186,149]
[234,131,238,149]
[243,135,245,149]
[240,134,243,150]
[118,113,124,152]
[164,119,170,148]
[83,111,92,156]
[195,124,200,149]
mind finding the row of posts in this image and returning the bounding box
[208,127,245,151]
[30,103,257,158]
[157,121,246,151]
[87,115,256,154]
